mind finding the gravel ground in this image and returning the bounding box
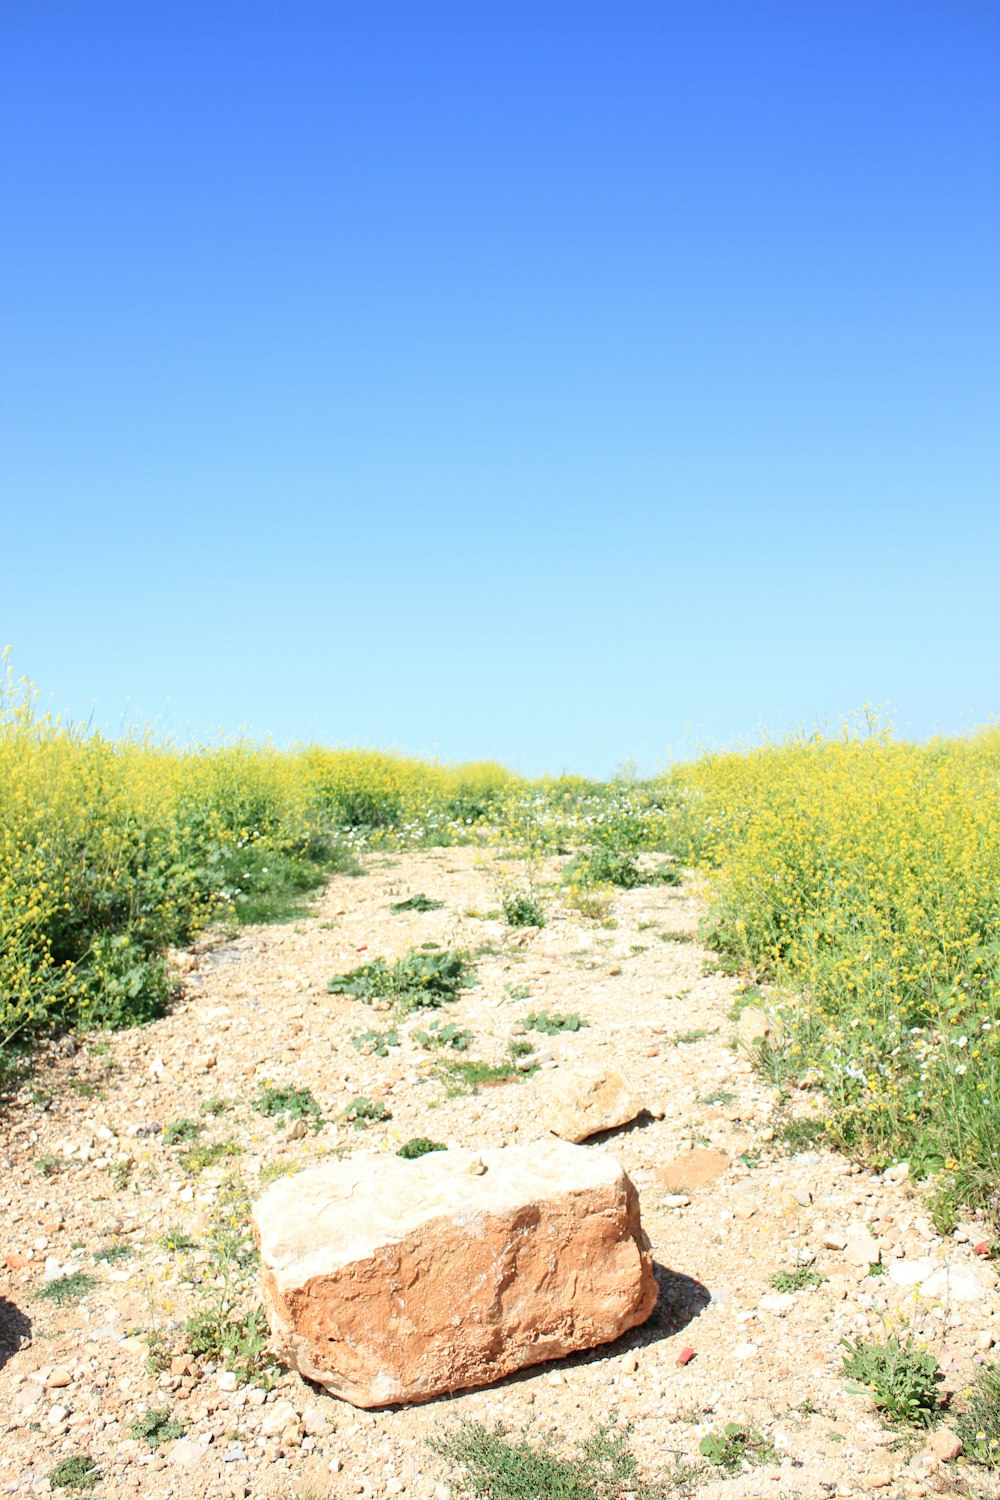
[2,846,998,1500]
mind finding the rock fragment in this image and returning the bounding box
[538,1065,646,1143]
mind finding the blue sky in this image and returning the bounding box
[2,1,998,776]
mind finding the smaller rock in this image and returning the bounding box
[759,1293,795,1316]
[883,1161,909,1183]
[822,1230,848,1251]
[223,1446,247,1463]
[863,1464,895,1490]
[46,1367,73,1389]
[737,1008,772,1047]
[301,1402,329,1436]
[168,1438,204,1467]
[921,1267,990,1302]
[260,1399,301,1439]
[217,1370,239,1392]
[4,1252,28,1271]
[926,1428,963,1462]
[676,1346,695,1366]
[620,1352,638,1374]
[844,1235,880,1267]
[539,1065,646,1143]
[660,1194,691,1210]
[732,1342,758,1361]
[284,1118,309,1142]
[975,1331,995,1351]
[656,1148,730,1193]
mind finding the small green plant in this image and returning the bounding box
[341,1096,390,1129]
[128,1407,184,1449]
[698,1422,776,1472]
[94,1241,132,1265]
[36,1152,69,1177]
[435,1056,521,1097]
[781,1116,827,1151]
[431,1413,670,1500]
[699,1090,735,1106]
[390,893,444,913]
[738,1148,762,1169]
[328,949,473,1014]
[106,1159,133,1190]
[185,1304,274,1387]
[180,1139,242,1173]
[956,1360,1000,1467]
[36,1272,96,1305]
[503,981,532,1002]
[198,1095,231,1117]
[840,1334,942,1425]
[397,1137,447,1159]
[523,1010,588,1035]
[770,1265,825,1292]
[867,1261,887,1277]
[672,1028,711,1045]
[162,1117,203,1145]
[255,1084,323,1126]
[502,891,545,928]
[351,1026,399,1056]
[158,1225,198,1252]
[413,1019,473,1051]
[659,929,693,943]
[46,1454,98,1492]
[651,862,682,886]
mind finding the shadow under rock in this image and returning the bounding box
[0,1297,32,1371]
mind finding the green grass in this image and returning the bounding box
[434,1056,523,1097]
[36,1272,96,1305]
[956,1361,1000,1467]
[328,948,474,1014]
[94,1241,133,1264]
[431,1415,675,1500]
[221,838,362,925]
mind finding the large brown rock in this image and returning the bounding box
[539,1064,646,1143]
[252,1140,656,1408]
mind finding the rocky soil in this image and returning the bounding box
[1,846,998,1500]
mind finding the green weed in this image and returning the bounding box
[328,949,473,1014]
[351,1027,399,1057]
[840,1334,942,1424]
[180,1140,241,1173]
[46,1455,98,1492]
[198,1095,232,1117]
[162,1117,203,1145]
[956,1361,1000,1467]
[128,1407,184,1449]
[390,893,444,913]
[414,1019,473,1051]
[523,1010,588,1035]
[255,1084,323,1126]
[397,1137,447,1159]
[158,1225,198,1252]
[434,1056,522,1097]
[698,1422,776,1472]
[502,892,545,928]
[341,1096,390,1129]
[770,1266,825,1292]
[36,1272,96,1305]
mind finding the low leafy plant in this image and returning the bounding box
[840,1334,942,1424]
[198,1095,231,1117]
[770,1265,825,1293]
[351,1027,399,1056]
[36,1152,69,1177]
[659,930,694,943]
[390,893,444,913]
[502,891,545,928]
[162,1117,203,1145]
[397,1137,447,1159]
[956,1360,1000,1467]
[255,1084,323,1125]
[698,1422,776,1472]
[523,1010,588,1034]
[36,1272,96,1305]
[185,1304,274,1387]
[328,949,473,1014]
[341,1096,390,1129]
[180,1140,242,1173]
[128,1407,184,1449]
[413,1019,473,1051]
[46,1454,99,1492]
[650,862,682,886]
[672,1028,712,1045]
[781,1117,827,1151]
[699,1090,735,1106]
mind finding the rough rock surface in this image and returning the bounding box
[539,1064,646,1143]
[253,1139,657,1407]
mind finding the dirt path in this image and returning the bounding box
[2,847,997,1499]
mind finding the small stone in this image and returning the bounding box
[620,1352,638,1374]
[539,1065,646,1144]
[284,1118,309,1141]
[4,1251,28,1270]
[844,1235,880,1267]
[660,1193,691,1210]
[259,1398,301,1438]
[822,1231,848,1251]
[301,1402,329,1436]
[46,1367,73,1388]
[736,1008,772,1046]
[884,1161,909,1183]
[975,1331,995,1351]
[47,1405,69,1425]
[169,1437,205,1466]
[676,1346,695,1366]
[732,1341,758,1361]
[223,1445,247,1462]
[921,1267,991,1302]
[926,1428,962,1462]
[217,1370,239,1392]
[863,1464,895,1490]
[759,1293,796,1316]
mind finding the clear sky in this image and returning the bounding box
[2,1,998,776]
